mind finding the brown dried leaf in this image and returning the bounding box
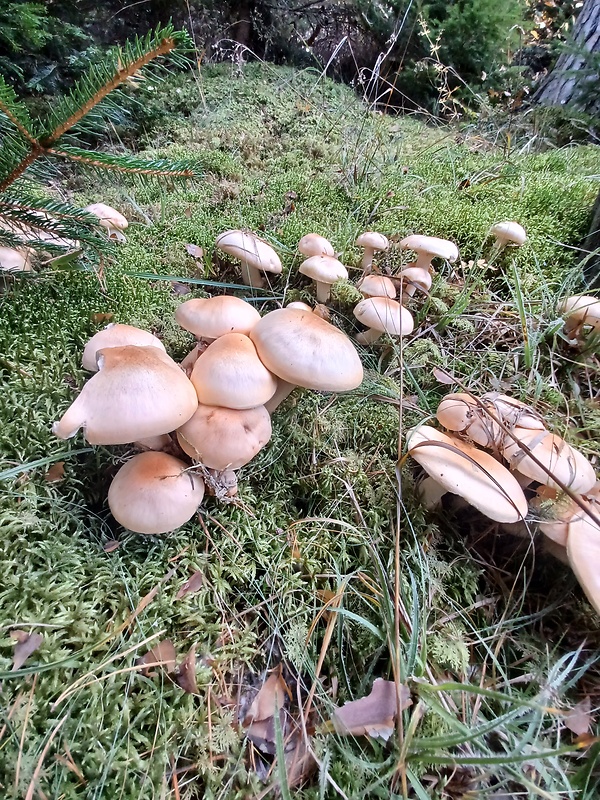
[243,667,287,727]
[171,282,191,296]
[175,570,204,600]
[137,639,177,677]
[11,631,43,671]
[433,367,456,385]
[565,696,592,736]
[44,462,65,482]
[185,243,204,259]
[176,644,199,694]
[285,727,316,788]
[91,312,113,325]
[331,678,412,741]
[103,539,121,553]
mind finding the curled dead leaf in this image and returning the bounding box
[103,539,121,553]
[565,696,592,736]
[331,678,412,741]
[175,570,204,600]
[11,630,43,671]
[176,644,199,694]
[137,639,177,677]
[185,243,204,259]
[433,367,456,385]
[44,461,65,482]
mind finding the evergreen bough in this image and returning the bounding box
[0,23,200,269]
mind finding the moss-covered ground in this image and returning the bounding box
[1,63,600,798]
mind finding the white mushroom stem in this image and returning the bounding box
[314,280,332,304]
[411,254,433,270]
[106,226,127,243]
[361,248,376,272]
[355,328,383,345]
[240,261,265,289]
[264,380,297,414]
[419,476,447,510]
[134,434,172,451]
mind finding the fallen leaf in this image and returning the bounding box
[331,678,412,741]
[565,696,592,736]
[433,367,456,385]
[91,312,113,325]
[175,570,204,600]
[171,282,191,296]
[11,631,43,671]
[185,243,204,259]
[103,539,121,553]
[44,462,65,482]
[176,644,198,694]
[243,667,288,726]
[137,639,177,677]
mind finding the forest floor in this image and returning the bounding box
[1,62,600,799]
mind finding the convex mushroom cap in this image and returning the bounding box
[490,221,527,249]
[0,247,32,272]
[558,295,600,339]
[82,323,166,371]
[399,235,458,270]
[406,425,528,523]
[299,255,348,303]
[84,203,128,241]
[216,229,282,289]
[53,345,198,444]
[190,332,277,409]
[356,232,389,272]
[177,403,272,470]
[357,274,396,299]
[108,452,204,534]
[175,295,261,341]
[354,297,414,345]
[250,308,363,411]
[298,233,335,258]
[397,266,432,298]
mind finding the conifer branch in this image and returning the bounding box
[41,36,177,146]
[0,99,37,144]
[48,147,197,178]
[0,147,41,192]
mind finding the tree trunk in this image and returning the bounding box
[582,189,600,288]
[533,0,600,114]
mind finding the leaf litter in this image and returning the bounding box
[331,678,412,741]
[11,630,44,671]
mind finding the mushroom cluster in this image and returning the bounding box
[53,294,363,535]
[406,390,600,612]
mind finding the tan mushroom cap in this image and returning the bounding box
[354,297,414,344]
[501,427,596,494]
[356,231,389,251]
[216,229,282,288]
[190,332,277,409]
[177,403,272,470]
[299,255,348,303]
[0,247,32,272]
[558,295,600,336]
[249,307,364,392]
[53,345,198,444]
[286,301,313,312]
[490,221,527,247]
[84,202,128,231]
[108,451,204,534]
[298,233,335,258]
[357,274,396,299]
[82,323,166,371]
[175,295,261,340]
[400,235,459,268]
[482,393,545,432]
[406,425,528,523]
[398,266,432,297]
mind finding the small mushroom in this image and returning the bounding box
[177,403,272,470]
[357,274,396,299]
[399,235,458,271]
[175,295,261,343]
[0,247,32,272]
[397,266,432,299]
[190,333,277,409]
[82,323,166,371]
[558,295,600,342]
[299,255,348,303]
[356,232,389,273]
[353,297,414,345]
[84,203,129,242]
[215,229,282,289]
[298,233,335,258]
[406,424,528,523]
[249,307,363,412]
[286,301,314,312]
[108,452,204,534]
[489,221,527,254]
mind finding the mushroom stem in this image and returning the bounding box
[240,261,265,289]
[419,476,447,510]
[315,280,331,304]
[412,254,433,270]
[355,327,383,345]
[400,283,417,300]
[264,379,296,414]
[134,434,172,451]
[361,249,375,273]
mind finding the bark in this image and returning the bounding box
[582,189,600,288]
[533,0,600,114]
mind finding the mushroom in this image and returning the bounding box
[356,232,389,273]
[501,428,596,495]
[177,403,272,470]
[353,297,414,345]
[299,255,348,303]
[406,425,528,523]
[397,266,432,299]
[215,229,282,289]
[84,203,129,242]
[108,451,204,534]
[356,274,396,299]
[566,491,600,615]
[53,345,198,444]
[190,333,277,409]
[286,301,314,312]
[249,307,364,412]
[489,221,527,254]
[558,295,600,342]
[399,235,458,272]
[175,295,261,343]
[298,233,335,258]
[0,247,32,272]
[82,323,166,371]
